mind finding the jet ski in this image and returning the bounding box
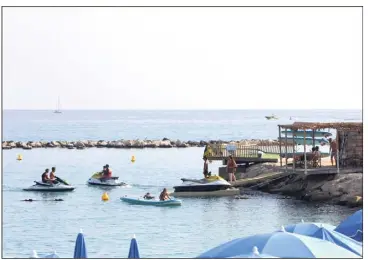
[87,173,128,187]
[171,175,240,197]
[23,178,75,192]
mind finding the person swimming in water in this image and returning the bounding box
[143,192,154,200]
[159,188,170,201]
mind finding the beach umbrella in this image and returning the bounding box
[74,229,87,258]
[44,251,60,258]
[196,227,361,258]
[228,246,278,258]
[128,234,140,259]
[285,223,362,256]
[335,209,363,242]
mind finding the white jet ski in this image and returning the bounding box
[87,173,128,187]
[23,177,75,192]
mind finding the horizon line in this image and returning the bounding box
[2,108,363,111]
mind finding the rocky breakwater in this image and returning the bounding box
[2,139,199,150]
[2,138,279,150]
[238,164,363,208]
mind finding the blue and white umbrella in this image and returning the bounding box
[74,229,87,258]
[285,222,362,256]
[228,246,278,258]
[128,234,140,258]
[284,221,336,234]
[197,226,361,258]
[335,209,363,242]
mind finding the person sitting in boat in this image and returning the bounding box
[143,192,154,200]
[41,168,52,184]
[203,156,211,178]
[159,188,170,201]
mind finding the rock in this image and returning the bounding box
[46,142,56,148]
[114,141,125,148]
[162,137,170,141]
[22,145,32,150]
[66,143,75,149]
[2,142,11,149]
[123,140,133,148]
[97,141,107,147]
[132,140,144,148]
[75,141,85,148]
[158,140,172,148]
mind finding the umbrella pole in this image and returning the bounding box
[304,129,307,175]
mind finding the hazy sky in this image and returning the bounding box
[3,7,362,109]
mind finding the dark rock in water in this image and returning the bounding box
[162,137,170,141]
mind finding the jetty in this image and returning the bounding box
[2,138,280,150]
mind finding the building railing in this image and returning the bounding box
[204,143,294,158]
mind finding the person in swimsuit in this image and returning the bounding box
[41,169,51,184]
[203,156,211,178]
[49,167,58,184]
[227,155,237,182]
[143,192,154,200]
[159,188,170,201]
[329,138,338,166]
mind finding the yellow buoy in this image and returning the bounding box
[131,155,136,163]
[102,192,109,201]
[16,154,23,161]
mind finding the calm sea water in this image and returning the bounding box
[3,109,362,141]
[2,110,362,258]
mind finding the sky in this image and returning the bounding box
[3,7,363,110]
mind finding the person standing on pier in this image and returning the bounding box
[328,138,338,166]
[203,156,211,178]
[227,155,237,183]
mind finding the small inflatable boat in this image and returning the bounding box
[120,196,182,206]
[23,181,75,192]
[87,173,128,187]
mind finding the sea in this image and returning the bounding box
[2,109,362,258]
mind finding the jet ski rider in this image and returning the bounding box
[100,164,112,181]
[41,168,52,184]
[49,167,58,184]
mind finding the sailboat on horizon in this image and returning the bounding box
[54,96,62,113]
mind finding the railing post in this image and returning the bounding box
[304,129,307,175]
[285,129,288,171]
[279,125,283,167]
[292,129,295,173]
[336,129,340,174]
